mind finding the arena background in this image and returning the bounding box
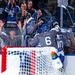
[0,0,75,74]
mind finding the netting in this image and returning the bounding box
[1,47,65,75]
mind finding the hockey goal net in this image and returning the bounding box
[1,46,65,75]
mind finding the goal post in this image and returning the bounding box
[1,46,64,75]
[1,46,7,73]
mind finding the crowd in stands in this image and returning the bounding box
[0,0,75,55]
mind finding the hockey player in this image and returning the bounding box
[55,32,70,63]
[28,23,67,70]
[61,27,75,54]
[51,20,70,63]
[23,9,43,35]
[28,23,60,47]
[22,9,44,46]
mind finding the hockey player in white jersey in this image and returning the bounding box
[51,20,70,63]
[55,32,70,63]
[61,27,75,54]
[28,23,60,47]
[22,9,44,46]
[28,23,64,70]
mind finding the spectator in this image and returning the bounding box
[0,20,6,33]
[8,20,23,46]
[70,0,75,7]
[8,29,22,46]
[5,0,20,34]
[0,18,22,47]
[0,0,7,21]
[0,20,10,51]
[27,0,36,16]
[16,3,31,27]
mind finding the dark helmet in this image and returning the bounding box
[51,20,59,28]
[37,27,42,33]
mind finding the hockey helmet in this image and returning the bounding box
[37,27,42,33]
[51,20,59,28]
[41,24,50,31]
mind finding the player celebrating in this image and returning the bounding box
[51,20,70,63]
[22,9,44,46]
[28,23,60,47]
[61,26,75,54]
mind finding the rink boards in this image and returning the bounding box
[0,53,75,75]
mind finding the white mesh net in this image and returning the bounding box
[2,47,65,75]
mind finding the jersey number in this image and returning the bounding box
[45,37,51,45]
[57,41,63,48]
